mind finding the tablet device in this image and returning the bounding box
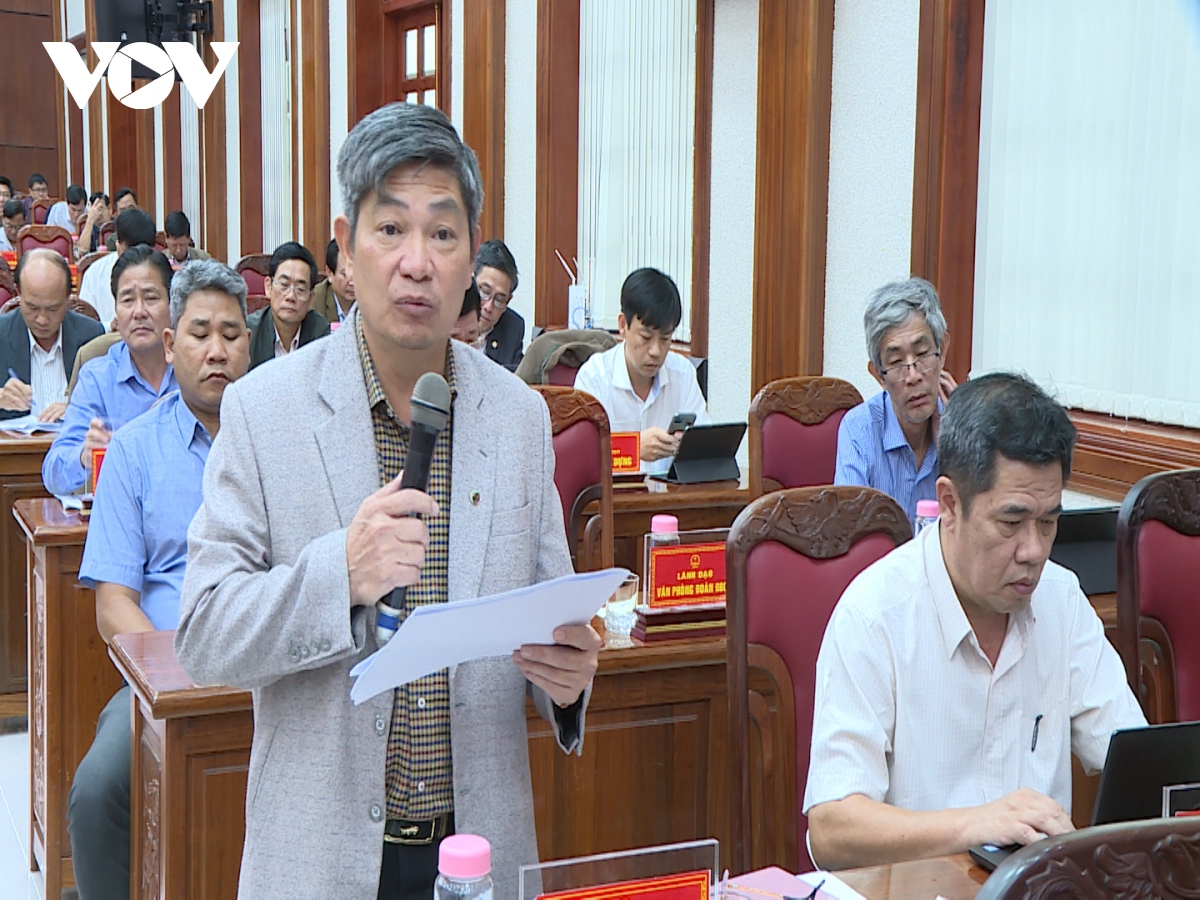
[650,422,747,485]
[1092,721,1200,825]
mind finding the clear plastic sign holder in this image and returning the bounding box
[518,838,719,899]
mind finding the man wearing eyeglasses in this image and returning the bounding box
[247,241,332,369]
[473,240,524,371]
[834,277,957,521]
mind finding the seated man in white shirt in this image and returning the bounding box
[804,372,1146,871]
[46,184,88,234]
[574,267,710,475]
[78,209,157,330]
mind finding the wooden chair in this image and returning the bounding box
[1115,468,1200,724]
[76,249,109,284]
[0,297,19,314]
[748,376,863,497]
[30,198,53,226]
[727,486,911,874]
[17,224,74,261]
[98,221,116,247]
[235,253,272,295]
[0,264,14,306]
[71,298,100,321]
[246,294,270,315]
[977,815,1200,899]
[154,230,168,252]
[532,385,614,571]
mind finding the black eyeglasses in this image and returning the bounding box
[879,351,940,380]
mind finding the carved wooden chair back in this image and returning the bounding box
[235,254,272,295]
[17,224,74,261]
[748,376,863,496]
[977,815,1200,899]
[1116,468,1200,724]
[0,263,14,306]
[726,486,911,874]
[29,198,53,226]
[531,385,615,571]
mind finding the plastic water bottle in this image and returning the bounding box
[434,834,494,900]
[913,499,940,536]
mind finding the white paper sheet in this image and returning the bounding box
[349,567,630,704]
[1,414,63,435]
[796,871,868,900]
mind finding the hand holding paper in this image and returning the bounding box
[349,568,629,704]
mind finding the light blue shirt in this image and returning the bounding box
[834,390,941,521]
[41,341,178,495]
[79,391,210,631]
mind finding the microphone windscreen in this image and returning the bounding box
[410,371,451,433]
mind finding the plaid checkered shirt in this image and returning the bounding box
[356,319,457,821]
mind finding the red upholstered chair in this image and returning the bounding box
[0,265,15,307]
[531,385,614,571]
[727,486,911,874]
[154,231,168,253]
[545,363,578,386]
[70,298,100,321]
[246,294,270,315]
[235,254,272,295]
[98,221,116,246]
[1116,468,1200,724]
[975,815,1200,900]
[76,250,109,284]
[748,376,863,497]
[30,198,53,226]
[17,225,74,261]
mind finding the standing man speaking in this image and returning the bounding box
[176,104,601,900]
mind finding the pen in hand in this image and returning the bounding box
[5,367,35,414]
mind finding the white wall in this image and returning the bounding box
[822,0,922,399]
[706,0,758,456]
[450,0,464,134]
[224,0,241,261]
[329,0,350,226]
[501,0,538,331]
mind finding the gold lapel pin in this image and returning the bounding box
[470,490,481,506]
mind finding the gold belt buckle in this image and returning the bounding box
[384,816,446,846]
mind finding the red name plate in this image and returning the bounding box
[540,870,710,900]
[647,542,727,609]
[611,432,641,474]
[89,447,106,494]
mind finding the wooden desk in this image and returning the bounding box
[0,431,53,695]
[586,484,751,576]
[109,630,253,900]
[15,497,119,897]
[839,853,987,899]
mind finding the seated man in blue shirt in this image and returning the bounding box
[42,246,179,495]
[67,259,252,900]
[834,277,957,520]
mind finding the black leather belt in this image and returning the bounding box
[383,812,454,846]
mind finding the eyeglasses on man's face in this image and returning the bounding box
[272,280,311,301]
[879,350,941,381]
[478,283,509,311]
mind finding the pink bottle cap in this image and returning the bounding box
[915,500,940,518]
[650,514,679,534]
[438,834,492,880]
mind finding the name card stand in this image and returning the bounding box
[519,838,718,899]
[633,529,728,643]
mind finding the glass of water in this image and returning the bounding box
[604,574,640,639]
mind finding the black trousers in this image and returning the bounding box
[377,830,453,900]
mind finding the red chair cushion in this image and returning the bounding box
[760,410,848,489]
[550,419,602,532]
[1136,520,1200,720]
[546,363,578,387]
[20,234,73,261]
[744,533,900,856]
[31,205,49,225]
[0,285,12,306]
[241,270,267,295]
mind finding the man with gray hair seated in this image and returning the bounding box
[67,259,251,900]
[805,373,1145,871]
[835,277,957,520]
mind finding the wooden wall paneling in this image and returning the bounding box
[299,0,331,255]
[534,0,579,329]
[0,1,61,193]
[68,103,84,186]
[236,0,262,253]
[161,91,183,216]
[750,0,835,394]
[134,110,156,219]
[50,0,67,192]
[690,0,715,357]
[200,2,228,262]
[85,0,105,193]
[909,0,985,384]
[351,0,385,122]
[462,0,505,241]
[1068,412,1200,502]
[106,101,140,199]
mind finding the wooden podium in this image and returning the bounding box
[15,497,119,897]
[0,432,53,695]
[109,630,253,900]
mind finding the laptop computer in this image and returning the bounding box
[970,721,1200,871]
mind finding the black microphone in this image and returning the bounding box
[375,371,452,644]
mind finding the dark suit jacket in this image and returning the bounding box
[484,308,525,371]
[246,306,331,370]
[0,309,105,419]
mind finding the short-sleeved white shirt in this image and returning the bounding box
[573,344,711,475]
[803,522,1145,817]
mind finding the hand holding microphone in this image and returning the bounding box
[344,372,452,644]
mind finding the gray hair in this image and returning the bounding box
[938,372,1076,513]
[863,277,948,370]
[168,259,248,329]
[337,102,483,242]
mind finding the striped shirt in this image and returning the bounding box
[29,329,68,413]
[356,318,457,821]
[834,390,941,522]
